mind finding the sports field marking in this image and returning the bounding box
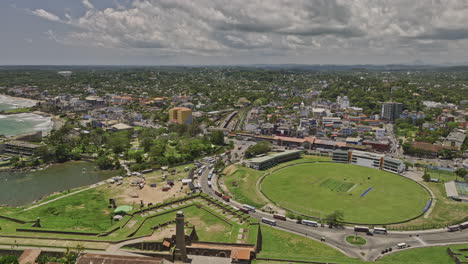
[347,184,358,193]
[320,178,355,192]
[360,187,372,198]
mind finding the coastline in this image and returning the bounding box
[0,94,39,109]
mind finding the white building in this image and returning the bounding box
[375,128,386,138]
[57,71,72,77]
[351,150,384,169]
[331,150,405,174]
[337,95,350,109]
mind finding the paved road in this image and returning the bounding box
[198,157,468,261]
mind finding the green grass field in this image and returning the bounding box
[427,169,456,183]
[378,244,468,264]
[223,156,331,209]
[257,226,350,260]
[261,163,430,224]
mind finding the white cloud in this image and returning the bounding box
[31,9,61,22]
[82,0,94,9]
[29,0,468,62]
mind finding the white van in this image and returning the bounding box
[397,243,407,249]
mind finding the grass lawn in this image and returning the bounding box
[390,182,468,230]
[426,169,456,183]
[133,204,237,243]
[14,188,113,232]
[346,235,366,246]
[261,163,430,224]
[223,156,330,209]
[256,226,365,263]
[223,166,265,208]
[378,244,468,264]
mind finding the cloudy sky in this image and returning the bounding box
[2,0,468,65]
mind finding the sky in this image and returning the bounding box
[2,0,468,65]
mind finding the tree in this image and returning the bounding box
[325,210,344,227]
[0,256,18,264]
[455,168,467,178]
[214,159,225,170]
[422,169,431,182]
[141,137,154,152]
[96,155,114,170]
[55,144,71,163]
[244,141,272,158]
[210,130,225,145]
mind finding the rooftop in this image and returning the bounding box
[249,150,302,163]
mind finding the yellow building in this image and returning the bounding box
[168,107,193,125]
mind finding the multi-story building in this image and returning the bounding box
[362,140,390,152]
[247,150,302,170]
[331,150,405,174]
[332,150,349,163]
[337,95,350,109]
[381,102,403,121]
[382,157,406,174]
[350,150,384,169]
[168,107,193,125]
[2,140,41,156]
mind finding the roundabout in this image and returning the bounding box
[260,162,431,224]
[346,235,366,246]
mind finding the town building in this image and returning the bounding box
[362,140,390,152]
[1,140,41,156]
[350,150,384,169]
[381,102,403,121]
[331,150,405,173]
[443,129,466,150]
[57,71,72,77]
[247,150,302,170]
[337,95,350,109]
[382,157,406,174]
[331,150,349,163]
[169,107,193,125]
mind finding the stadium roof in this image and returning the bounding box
[248,150,302,163]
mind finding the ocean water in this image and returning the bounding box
[0,113,53,136]
[0,95,52,136]
[0,95,37,111]
[0,161,115,206]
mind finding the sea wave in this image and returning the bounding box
[0,95,37,108]
[0,113,53,136]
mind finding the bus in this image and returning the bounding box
[239,208,249,214]
[460,221,468,229]
[301,220,318,227]
[261,217,277,226]
[373,227,388,234]
[354,226,370,233]
[242,204,256,212]
[273,214,287,221]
